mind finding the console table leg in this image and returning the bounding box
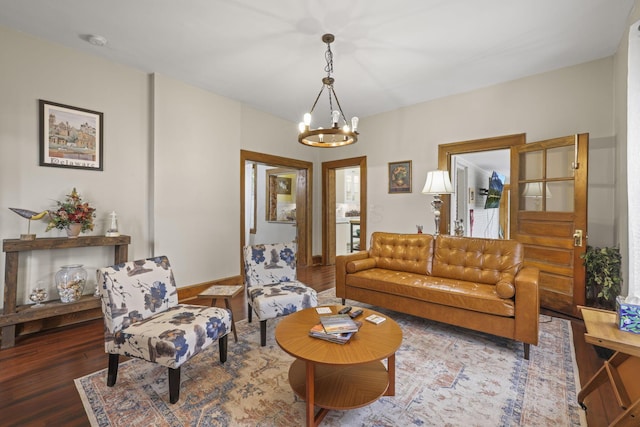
[0,325,16,349]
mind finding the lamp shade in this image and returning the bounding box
[421,170,454,194]
[522,182,552,198]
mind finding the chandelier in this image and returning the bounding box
[298,34,359,147]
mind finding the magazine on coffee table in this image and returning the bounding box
[320,314,360,334]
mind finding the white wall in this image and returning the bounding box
[0,26,312,306]
[0,27,150,305]
[614,1,640,295]
[152,73,242,285]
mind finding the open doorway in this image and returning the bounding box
[438,134,525,236]
[322,156,367,265]
[450,150,510,239]
[240,150,313,267]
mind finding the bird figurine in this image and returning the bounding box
[9,208,49,240]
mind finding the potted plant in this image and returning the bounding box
[46,188,96,238]
[581,245,622,359]
[581,245,622,310]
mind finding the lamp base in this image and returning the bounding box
[431,196,444,235]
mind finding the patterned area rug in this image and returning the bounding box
[75,289,586,426]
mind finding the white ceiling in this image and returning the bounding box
[0,0,635,123]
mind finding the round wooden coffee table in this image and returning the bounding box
[275,306,402,427]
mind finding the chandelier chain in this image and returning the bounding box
[325,41,335,117]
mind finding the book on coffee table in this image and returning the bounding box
[320,314,360,334]
[309,323,355,344]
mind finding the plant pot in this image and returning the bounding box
[55,264,87,303]
[66,223,82,238]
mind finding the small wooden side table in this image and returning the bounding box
[578,306,640,427]
[198,285,243,342]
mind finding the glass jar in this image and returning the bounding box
[55,264,87,303]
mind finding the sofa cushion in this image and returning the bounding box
[346,268,515,317]
[496,276,516,298]
[433,235,522,285]
[346,258,377,273]
[369,232,434,275]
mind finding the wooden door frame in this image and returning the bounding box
[438,133,526,235]
[240,150,313,268]
[322,156,367,265]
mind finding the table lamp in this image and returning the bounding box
[421,170,454,235]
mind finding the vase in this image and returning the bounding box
[66,223,82,238]
[55,264,87,303]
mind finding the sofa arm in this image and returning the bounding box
[513,266,540,346]
[336,251,371,299]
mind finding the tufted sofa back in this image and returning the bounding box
[369,232,435,275]
[433,235,523,285]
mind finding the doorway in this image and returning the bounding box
[438,134,524,235]
[322,156,367,265]
[240,150,313,267]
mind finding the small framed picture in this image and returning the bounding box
[276,177,292,195]
[39,100,104,171]
[388,161,412,194]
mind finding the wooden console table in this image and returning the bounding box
[1,235,130,349]
[578,306,640,427]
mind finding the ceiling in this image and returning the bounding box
[0,0,635,124]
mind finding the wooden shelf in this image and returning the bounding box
[1,235,130,349]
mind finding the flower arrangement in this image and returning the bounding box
[46,188,96,233]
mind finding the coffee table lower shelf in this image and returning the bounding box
[288,359,389,424]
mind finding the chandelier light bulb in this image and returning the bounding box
[351,117,359,132]
[332,110,340,127]
[298,122,305,132]
[304,113,312,126]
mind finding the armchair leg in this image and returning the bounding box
[260,320,267,347]
[219,334,228,363]
[107,353,119,387]
[524,343,530,360]
[168,367,181,404]
[248,303,252,323]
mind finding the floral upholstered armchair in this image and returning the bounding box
[98,256,232,404]
[243,242,318,346]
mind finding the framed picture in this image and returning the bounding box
[276,176,292,195]
[388,160,412,193]
[39,100,103,171]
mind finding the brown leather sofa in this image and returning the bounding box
[336,232,539,359]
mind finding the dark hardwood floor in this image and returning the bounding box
[0,265,621,426]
